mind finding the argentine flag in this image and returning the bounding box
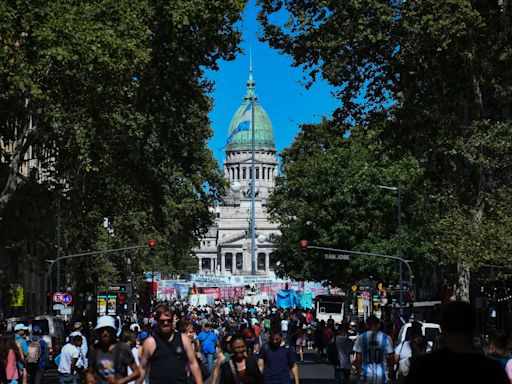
[225,101,252,147]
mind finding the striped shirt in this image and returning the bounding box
[353,330,394,384]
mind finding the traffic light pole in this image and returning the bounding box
[46,244,148,305]
[302,244,414,313]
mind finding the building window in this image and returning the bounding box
[243,168,246,179]
[269,253,276,270]
[262,167,265,180]
[236,253,243,270]
[237,167,240,179]
[249,168,252,179]
[201,258,211,271]
[225,253,233,270]
[257,253,266,270]
[256,168,259,179]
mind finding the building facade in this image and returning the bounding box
[193,69,280,275]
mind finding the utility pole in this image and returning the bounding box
[126,253,132,321]
[56,198,61,294]
[250,58,256,276]
[397,186,404,316]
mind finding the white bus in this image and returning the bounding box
[315,295,344,323]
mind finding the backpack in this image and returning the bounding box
[247,328,254,340]
[26,339,42,364]
[327,337,339,366]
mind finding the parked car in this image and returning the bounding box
[397,322,442,348]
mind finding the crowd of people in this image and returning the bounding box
[1,299,512,383]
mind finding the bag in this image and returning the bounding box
[327,338,339,366]
[26,340,42,364]
[54,353,61,367]
[246,329,254,340]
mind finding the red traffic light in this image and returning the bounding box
[299,240,309,249]
[148,240,156,247]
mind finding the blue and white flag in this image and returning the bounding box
[224,101,252,148]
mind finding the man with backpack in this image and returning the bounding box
[327,324,353,384]
[26,326,49,384]
[258,329,300,384]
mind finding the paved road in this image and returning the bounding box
[43,349,357,383]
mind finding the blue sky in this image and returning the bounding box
[206,0,339,168]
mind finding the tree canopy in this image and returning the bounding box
[0,0,247,303]
[260,0,512,298]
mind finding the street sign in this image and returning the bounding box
[53,292,63,303]
[53,304,64,310]
[61,293,73,306]
[108,284,127,292]
[60,307,73,315]
[324,253,350,261]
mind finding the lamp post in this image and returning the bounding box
[378,185,404,315]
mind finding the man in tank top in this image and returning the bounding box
[137,305,203,384]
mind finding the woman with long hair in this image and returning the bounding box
[1,332,21,384]
[219,335,262,384]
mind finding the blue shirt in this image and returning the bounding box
[353,330,394,384]
[259,344,296,384]
[197,331,218,354]
[15,334,28,354]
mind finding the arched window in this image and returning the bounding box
[257,253,266,270]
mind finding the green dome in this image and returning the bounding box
[226,71,275,151]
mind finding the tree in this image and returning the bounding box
[259,0,512,299]
[1,0,247,306]
[268,119,435,288]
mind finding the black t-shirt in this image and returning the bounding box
[219,357,263,384]
[88,342,134,384]
[406,349,509,384]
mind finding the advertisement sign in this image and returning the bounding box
[10,285,24,307]
[97,295,117,316]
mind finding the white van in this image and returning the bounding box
[7,315,66,361]
[397,322,442,348]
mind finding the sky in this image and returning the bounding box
[206,0,339,168]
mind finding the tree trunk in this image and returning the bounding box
[455,259,471,302]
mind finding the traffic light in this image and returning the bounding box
[46,291,52,307]
[148,240,156,256]
[299,240,309,249]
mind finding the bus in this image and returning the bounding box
[315,295,345,323]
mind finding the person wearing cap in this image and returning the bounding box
[27,325,49,384]
[197,322,220,374]
[137,305,203,384]
[353,315,395,384]
[348,321,358,341]
[14,323,29,384]
[85,316,140,384]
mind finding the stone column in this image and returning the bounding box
[198,257,202,272]
[221,253,226,274]
[211,257,215,273]
[265,253,270,274]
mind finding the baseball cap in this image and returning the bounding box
[94,315,117,330]
[32,325,42,334]
[349,321,356,326]
[14,324,28,331]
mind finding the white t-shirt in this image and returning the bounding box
[353,331,394,384]
[58,343,79,374]
[395,341,412,376]
[281,319,289,332]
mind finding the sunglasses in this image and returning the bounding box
[158,319,173,325]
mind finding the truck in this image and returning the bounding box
[315,295,345,323]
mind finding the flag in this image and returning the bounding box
[224,101,252,148]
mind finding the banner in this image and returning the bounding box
[10,285,24,307]
[201,287,221,299]
[276,289,297,308]
[297,292,313,308]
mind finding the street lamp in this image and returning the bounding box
[378,185,405,315]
